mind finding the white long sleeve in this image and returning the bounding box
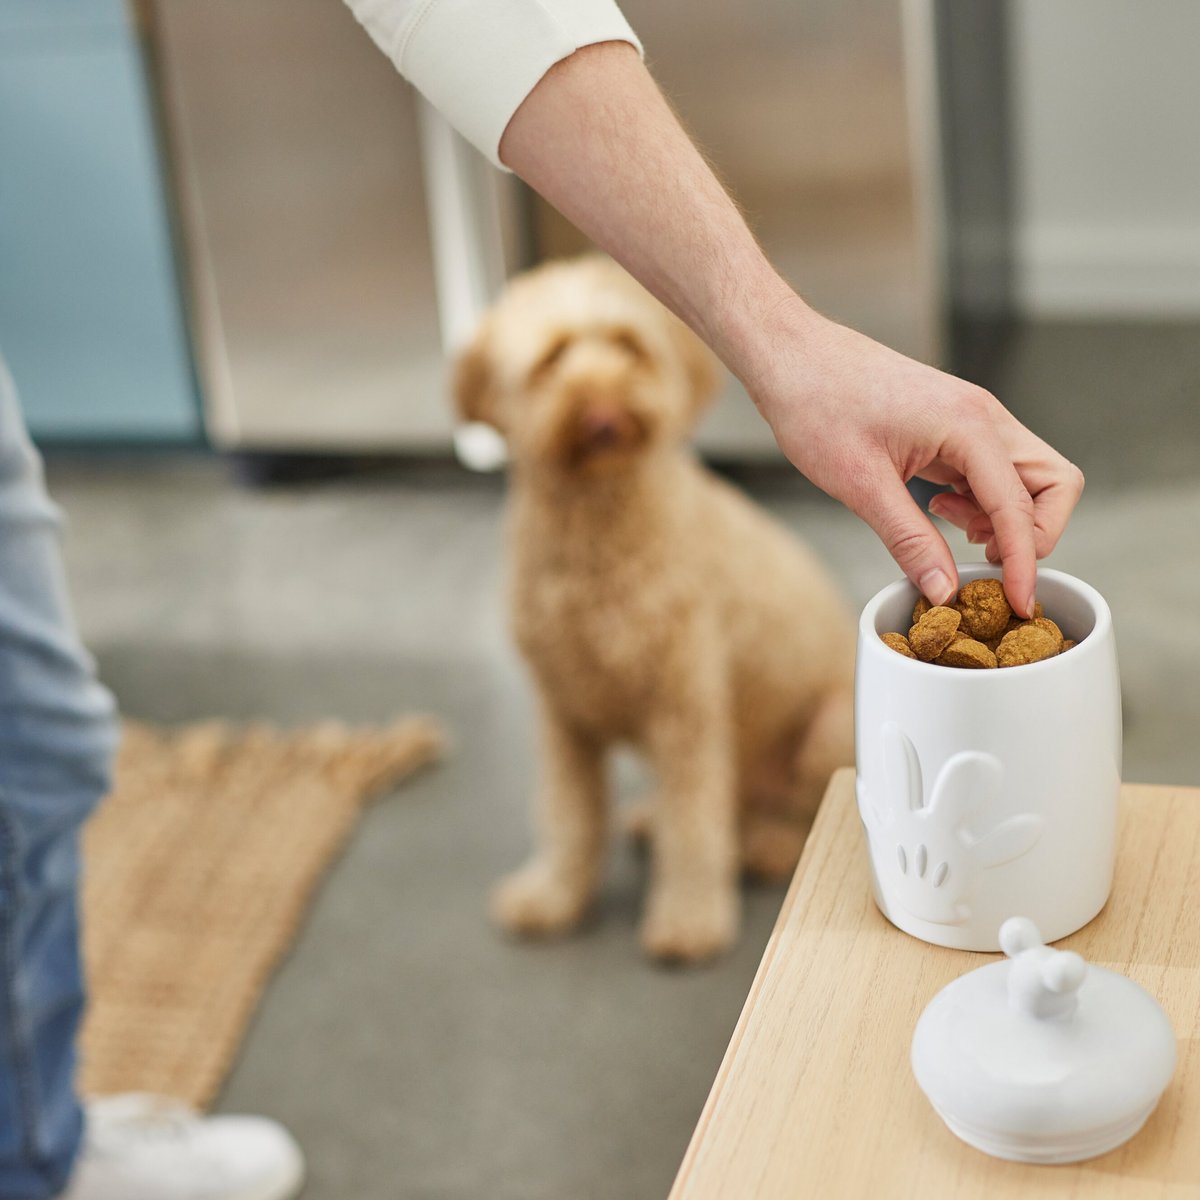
[342,0,643,168]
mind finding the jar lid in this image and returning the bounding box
[911,917,1176,1163]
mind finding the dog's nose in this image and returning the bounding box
[575,405,643,453]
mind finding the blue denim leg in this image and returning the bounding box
[0,360,118,1200]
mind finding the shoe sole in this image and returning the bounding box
[231,1157,306,1200]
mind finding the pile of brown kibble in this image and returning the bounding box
[881,577,1077,669]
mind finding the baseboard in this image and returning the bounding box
[1016,225,1200,318]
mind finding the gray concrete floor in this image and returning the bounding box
[44,319,1200,1199]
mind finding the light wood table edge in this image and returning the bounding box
[668,766,859,1198]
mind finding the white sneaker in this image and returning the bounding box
[61,1094,305,1200]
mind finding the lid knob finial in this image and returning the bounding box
[999,917,1087,1019]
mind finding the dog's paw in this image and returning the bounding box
[640,884,739,964]
[491,859,590,938]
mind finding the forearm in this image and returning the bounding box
[499,42,804,396]
[495,36,1078,615]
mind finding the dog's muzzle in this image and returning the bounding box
[569,404,648,462]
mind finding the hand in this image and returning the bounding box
[745,302,1084,618]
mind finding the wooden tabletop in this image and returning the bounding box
[670,770,1200,1199]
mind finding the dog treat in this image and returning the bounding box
[884,578,1077,669]
[937,636,998,669]
[880,632,917,659]
[1029,616,1065,652]
[954,578,1012,640]
[908,606,962,661]
[996,623,1061,667]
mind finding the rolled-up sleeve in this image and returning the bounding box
[343,0,643,168]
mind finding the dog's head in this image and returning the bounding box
[454,257,719,475]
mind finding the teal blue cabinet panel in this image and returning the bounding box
[0,0,128,37]
[0,6,201,442]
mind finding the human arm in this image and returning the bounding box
[498,41,1083,617]
[339,1,1083,615]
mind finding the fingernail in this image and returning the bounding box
[918,568,954,606]
[1026,592,1037,619]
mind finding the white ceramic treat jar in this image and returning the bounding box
[855,565,1122,950]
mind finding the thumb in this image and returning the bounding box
[849,470,959,605]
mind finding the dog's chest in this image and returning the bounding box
[512,565,684,732]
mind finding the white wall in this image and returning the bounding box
[1010,0,1200,317]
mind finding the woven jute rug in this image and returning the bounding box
[80,716,444,1108]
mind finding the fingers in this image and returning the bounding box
[928,456,1085,564]
[1028,464,1086,557]
[986,415,1084,557]
[927,491,981,533]
[928,492,995,545]
[966,513,995,545]
[849,468,959,605]
[956,447,1038,617]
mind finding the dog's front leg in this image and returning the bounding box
[491,704,606,938]
[640,695,740,963]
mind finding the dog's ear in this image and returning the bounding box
[668,317,721,415]
[453,326,502,429]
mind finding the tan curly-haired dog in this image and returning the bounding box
[457,256,854,962]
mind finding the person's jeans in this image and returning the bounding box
[0,359,119,1199]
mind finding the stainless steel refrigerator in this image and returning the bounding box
[150,0,1008,459]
